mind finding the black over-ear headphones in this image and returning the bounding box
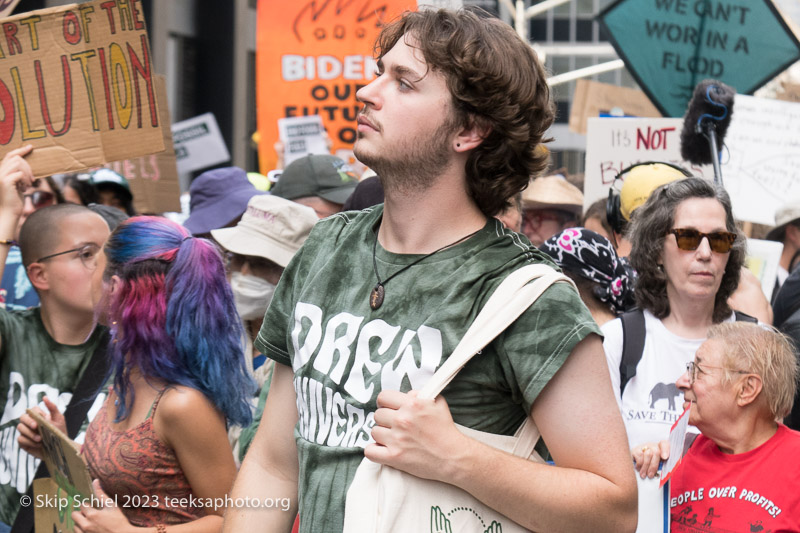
[605,161,693,234]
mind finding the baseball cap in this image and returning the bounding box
[184,167,267,235]
[270,154,358,205]
[89,168,132,202]
[211,195,317,267]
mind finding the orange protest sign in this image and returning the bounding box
[256,0,416,173]
[0,0,163,178]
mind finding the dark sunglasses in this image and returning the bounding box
[24,191,55,210]
[668,228,737,253]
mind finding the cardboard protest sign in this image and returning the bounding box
[776,82,800,102]
[255,0,416,173]
[278,115,329,166]
[568,79,661,135]
[583,117,713,211]
[172,112,230,174]
[721,95,800,225]
[598,0,800,117]
[0,0,164,178]
[27,409,94,533]
[0,0,22,19]
[101,74,180,214]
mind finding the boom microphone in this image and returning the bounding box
[680,79,735,185]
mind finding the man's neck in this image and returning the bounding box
[379,169,487,254]
[40,302,96,345]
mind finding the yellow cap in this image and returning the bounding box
[620,163,688,221]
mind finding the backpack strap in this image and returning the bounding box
[733,310,757,323]
[619,309,646,397]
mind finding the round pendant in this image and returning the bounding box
[370,284,385,310]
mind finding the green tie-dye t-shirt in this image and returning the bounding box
[256,206,600,533]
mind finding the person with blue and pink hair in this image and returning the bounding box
[19,216,254,533]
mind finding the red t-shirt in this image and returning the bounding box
[670,424,800,532]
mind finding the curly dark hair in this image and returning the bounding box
[376,8,554,217]
[628,178,744,323]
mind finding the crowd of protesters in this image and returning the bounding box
[0,6,798,533]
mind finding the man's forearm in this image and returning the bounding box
[447,437,637,532]
[223,454,299,533]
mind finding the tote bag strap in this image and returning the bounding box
[419,264,575,458]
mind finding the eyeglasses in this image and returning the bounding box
[523,211,572,229]
[668,228,737,253]
[685,361,749,385]
[36,243,100,270]
[24,191,55,210]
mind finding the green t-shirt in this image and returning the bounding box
[0,307,106,525]
[255,206,600,533]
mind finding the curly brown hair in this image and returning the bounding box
[628,178,745,323]
[376,8,554,217]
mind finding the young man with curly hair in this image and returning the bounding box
[225,9,636,533]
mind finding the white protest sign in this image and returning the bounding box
[172,113,231,174]
[745,238,784,302]
[722,95,800,226]
[583,117,713,212]
[278,115,329,166]
[661,405,691,488]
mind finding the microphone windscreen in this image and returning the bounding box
[680,79,735,165]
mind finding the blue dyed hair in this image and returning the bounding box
[103,216,254,426]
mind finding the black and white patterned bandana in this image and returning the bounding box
[541,227,636,315]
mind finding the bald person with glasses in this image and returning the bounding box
[0,146,111,530]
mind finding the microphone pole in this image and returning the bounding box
[698,120,723,187]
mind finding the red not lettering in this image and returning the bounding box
[636,126,676,150]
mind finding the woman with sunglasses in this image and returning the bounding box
[601,177,747,529]
[19,216,254,533]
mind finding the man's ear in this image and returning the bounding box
[737,374,763,408]
[454,116,492,153]
[26,263,49,291]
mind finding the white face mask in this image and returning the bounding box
[231,271,276,321]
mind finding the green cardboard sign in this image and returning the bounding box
[598,0,800,117]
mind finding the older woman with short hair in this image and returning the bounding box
[668,322,800,530]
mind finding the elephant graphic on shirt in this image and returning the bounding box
[649,382,681,410]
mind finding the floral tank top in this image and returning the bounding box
[82,389,206,526]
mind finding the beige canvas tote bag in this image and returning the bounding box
[343,264,575,533]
